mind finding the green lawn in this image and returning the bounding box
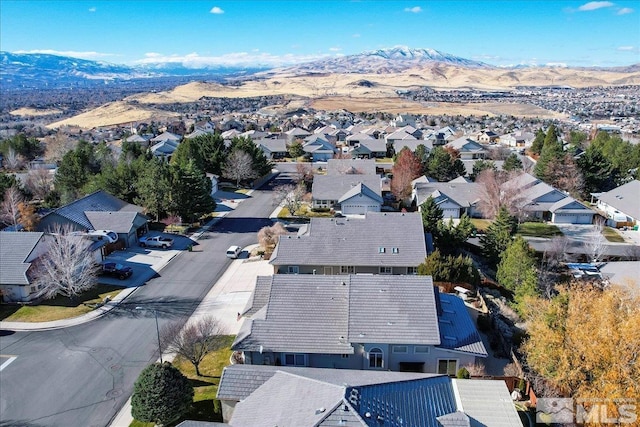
[129,336,235,427]
[470,219,492,232]
[516,222,563,238]
[0,285,123,322]
[602,227,625,243]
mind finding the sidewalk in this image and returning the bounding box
[0,187,255,332]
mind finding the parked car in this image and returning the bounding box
[139,235,174,249]
[71,229,118,243]
[99,262,133,280]
[226,245,243,259]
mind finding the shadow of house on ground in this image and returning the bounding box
[213,217,275,234]
[107,296,205,321]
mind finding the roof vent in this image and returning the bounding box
[365,412,371,418]
[387,321,394,326]
[341,281,346,286]
[359,332,365,337]
[315,407,326,415]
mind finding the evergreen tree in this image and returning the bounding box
[530,129,546,155]
[414,144,429,174]
[54,140,98,204]
[169,160,216,223]
[229,136,273,177]
[470,159,497,181]
[0,172,20,202]
[426,147,465,181]
[288,140,305,158]
[577,146,617,195]
[480,207,517,267]
[497,236,537,292]
[534,127,564,182]
[131,362,193,425]
[417,249,480,286]
[502,153,523,172]
[419,196,443,233]
[136,158,171,221]
[435,214,475,255]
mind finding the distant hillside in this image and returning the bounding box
[260,46,489,76]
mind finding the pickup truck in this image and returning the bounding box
[139,235,174,249]
[100,262,133,280]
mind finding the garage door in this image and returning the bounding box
[575,214,593,224]
[553,214,577,224]
[442,208,459,219]
[342,205,366,215]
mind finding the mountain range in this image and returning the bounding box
[4,47,638,91]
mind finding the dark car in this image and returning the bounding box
[100,262,133,280]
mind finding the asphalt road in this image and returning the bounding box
[0,172,293,427]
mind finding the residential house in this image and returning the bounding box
[345,133,376,148]
[150,131,181,145]
[302,135,337,161]
[218,365,522,427]
[326,159,377,176]
[350,139,387,159]
[194,119,216,133]
[150,139,180,161]
[311,175,382,214]
[254,138,288,160]
[0,232,48,302]
[233,274,487,374]
[269,212,427,275]
[474,130,500,143]
[385,130,420,154]
[499,131,535,148]
[37,190,148,248]
[445,138,487,160]
[391,114,416,128]
[595,180,640,227]
[285,127,312,143]
[504,173,595,224]
[412,180,481,219]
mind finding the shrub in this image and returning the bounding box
[131,362,194,425]
[456,367,470,379]
[310,207,330,213]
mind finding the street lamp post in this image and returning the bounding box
[136,306,163,363]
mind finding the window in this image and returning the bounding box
[392,345,408,354]
[283,353,306,366]
[378,247,386,253]
[414,346,430,354]
[437,359,458,375]
[287,266,299,274]
[392,247,399,254]
[368,348,383,368]
[407,267,417,275]
[340,265,355,274]
[379,266,392,274]
[341,354,350,359]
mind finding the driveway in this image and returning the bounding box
[97,232,196,287]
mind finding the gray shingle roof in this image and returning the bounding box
[326,159,377,176]
[348,275,440,345]
[270,213,426,267]
[597,180,640,221]
[338,183,384,204]
[357,139,387,153]
[241,276,273,317]
[414,182,481,208]
[85,211,140,234]
[312,175,382,202]
[0,232,44,285]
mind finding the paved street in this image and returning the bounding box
[0,171,293,427]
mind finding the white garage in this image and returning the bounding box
[338,184,383,216]
[550,199,595,224]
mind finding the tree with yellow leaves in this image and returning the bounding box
[521,284,640,404]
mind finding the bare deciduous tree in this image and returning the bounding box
[257,222,287,256]
[476,169,526,220]
[274,183,306,216]
[33,226,99,300]
[25,166,54,200]
[160,316,227,376]
[585,218,607,263]
[3,148,25,171]
[295,162,314,189]
[539,235,573,298]
[43,131,76,163]
[18,202,39,231]
[0,187,24,228]
[222,150,256,187]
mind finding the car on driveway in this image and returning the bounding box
[139,235,174,249]
[226,245,243,259]
[99,262,133,280]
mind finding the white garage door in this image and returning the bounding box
[575,214,594,224]
[553,214,577,224]
[442,208,460,219]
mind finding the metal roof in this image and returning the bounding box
[437,294,487,357]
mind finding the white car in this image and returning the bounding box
[226,245,242,259]
[71,229,118,243]
[139,235,174,249]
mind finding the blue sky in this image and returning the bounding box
[1,1,638,67]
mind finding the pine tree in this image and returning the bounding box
[480,207,517,267]
[420,196,443,233]
[530,129,546,155]
[131,362,193,425]
[503,153,523,172]
[169,160,216,223]
[497,236,539,314]
[534,126,564,182]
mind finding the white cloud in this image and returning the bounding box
[577,1,614,11]
[88,7,96,12]
[617,7,634,14]
[404,6,422,13]
[617,46,634,51]
[14,49,116,60]
[329,47,342,52]
[133,51,334,68]
[210,6,224,14]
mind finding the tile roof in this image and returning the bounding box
[270,213,427,267]
[312,175,382,202]
[0,232,44,285]
[597,180,640,221]
[348,275,440,345]
[39,190,143,231]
